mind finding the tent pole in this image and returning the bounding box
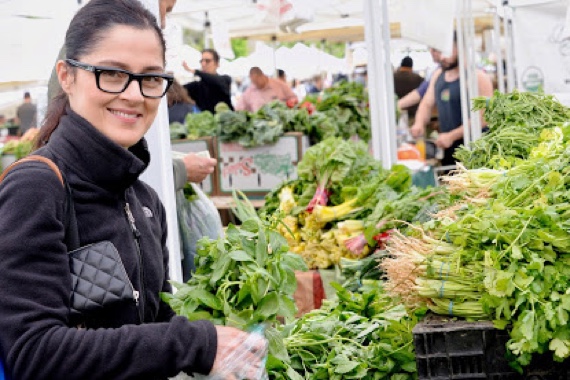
[457,0,472,148]
[363,0,397,168]
[503,1,516,92]
[493,7,506,93]
[467,0,481,142]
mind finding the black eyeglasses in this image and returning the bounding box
[199,58,213,64]
[65,59,173,99]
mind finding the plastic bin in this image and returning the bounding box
[413,315,570,380]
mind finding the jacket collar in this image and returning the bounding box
[47,106,150,192]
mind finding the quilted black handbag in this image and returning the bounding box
[0,155,135,316]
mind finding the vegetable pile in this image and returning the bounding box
[383,91,570,370]
[259,137,449,269]
[268,282,421,380]
[164,194,422,380]
[169,81,371,147]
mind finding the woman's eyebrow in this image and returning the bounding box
[96,60,164,72]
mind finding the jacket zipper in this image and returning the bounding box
[124,200,145,324]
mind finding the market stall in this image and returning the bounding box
[7,0,570,378]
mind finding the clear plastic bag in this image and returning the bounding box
[194,326,269,380]
[178,183,224,281]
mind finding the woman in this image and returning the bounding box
[167,78,197,124]
[0,0,264,379]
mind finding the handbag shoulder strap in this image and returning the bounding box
[0,154,80,250]
[0,154,63,185]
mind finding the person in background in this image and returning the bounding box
[182,49,233,113]
[353,65,368,87]
[292,78,307,102]
[167,78,196,124]
[16,92,37,136]
[235,66,297,112]
[397,47,442,113]
[0,1,266,379]
[306,74,324,94]
[277,69,287,84]
[410,34,493,166]
[393,56,424,119]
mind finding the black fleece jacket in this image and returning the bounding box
[0,108,217,379]
[183,70,233,113]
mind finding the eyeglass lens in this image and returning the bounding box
[98,69,168,97]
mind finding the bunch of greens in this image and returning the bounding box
[340,250,386,292]
[162,198,308,360]
[315,81,371,142]
[267,282,421,380]
[296,137,360,212]
[455,90,570,169]
[184,110,217,139]
[215,108,250,143]
[312,165,412,225]
[362,187,451,247]
[267,101,313,136]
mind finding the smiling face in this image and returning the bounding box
[57,25,165,148]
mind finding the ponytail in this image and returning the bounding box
[34,91,68,150]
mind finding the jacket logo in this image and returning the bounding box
[142,206,153,218]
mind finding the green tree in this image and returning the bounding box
[231,38,249,58]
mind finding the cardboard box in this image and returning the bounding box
[216,132,309,197]
[171,137,218,195]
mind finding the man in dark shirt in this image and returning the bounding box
[182,49,233,113]
[393,56,424,118]
[16,92,37,135]
[410,38,493,166]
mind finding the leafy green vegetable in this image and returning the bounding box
[297,137,361,212]
[184,110,216,139]
[162,199,308,361]
[268,282,422,379]
[455,90,570,169]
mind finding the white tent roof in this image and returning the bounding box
[169,0,497,40]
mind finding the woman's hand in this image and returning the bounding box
[182,153,217,183]
[210,326,268,380]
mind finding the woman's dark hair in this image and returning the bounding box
[36,0,166,149]
[167,79,194,107]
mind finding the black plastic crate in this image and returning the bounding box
[413,315,570,380]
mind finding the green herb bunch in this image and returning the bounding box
[161,205,308,359]
[455,90,570,169]
[267,282,422,380]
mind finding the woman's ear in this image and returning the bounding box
[56,60,73,95]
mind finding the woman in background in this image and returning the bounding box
[167,78,198,123]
